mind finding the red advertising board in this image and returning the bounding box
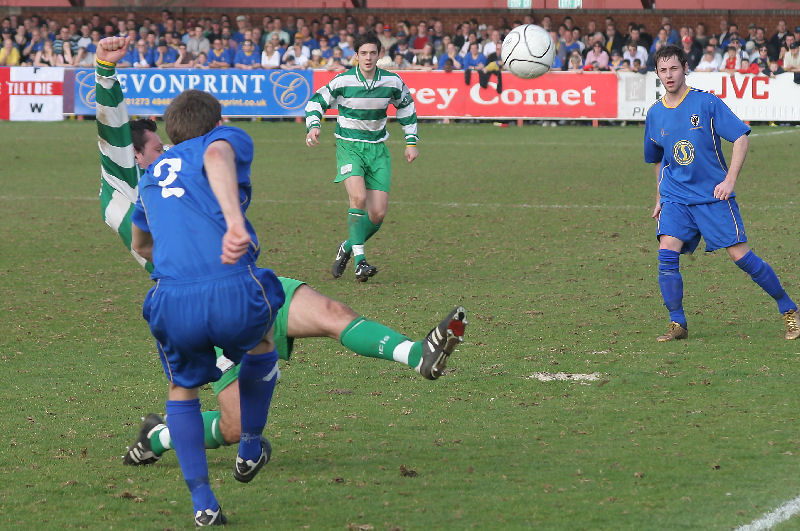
[313,70,618,119]
[0,68,9,120]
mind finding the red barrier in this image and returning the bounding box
[313,70,618,119]
[0,68,8,120]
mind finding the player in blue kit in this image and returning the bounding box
[644,45,799,342]
[94,37,466,486]
[131,89,284,526]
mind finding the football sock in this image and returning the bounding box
[148,411,225,456]
[735,250,797,314]
[202,410,226,449]
[658,249,687,328]
[340,317,423,367]
[347,208,368,263]
[364,218,382,242]
[237,351,279,462]
[149,423,169,456]
[165,399,218,513]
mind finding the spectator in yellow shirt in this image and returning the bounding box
[0,34,21,66]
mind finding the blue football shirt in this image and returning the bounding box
[644,88,750,205]
[132,126,259,280]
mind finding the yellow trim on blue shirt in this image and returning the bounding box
[662,87,691,109]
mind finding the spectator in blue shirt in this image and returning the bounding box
[207,38,232,68]
[129,38,155,67]
[660,17,680,44]
[155,38,178,67]
[231,15,248,45]
[562,29,582,57]
[438,42,462,70]
[462,41,486,86]
[234,39,260,68]
[318,35,333,59]
[721,29,746,49]
[297,25,319,53]
[650,27,671,55]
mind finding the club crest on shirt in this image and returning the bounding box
[673,140,695,165]
[690,114,700,128]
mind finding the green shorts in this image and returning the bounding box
[211,276,304,395]
[333,138,392,192]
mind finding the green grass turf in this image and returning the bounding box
[1,120,800,529]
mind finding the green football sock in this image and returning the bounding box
[202,410,227,449]
[148,423,169,456]
[149,410,225,456]
[348,208,368,263]
[365,219,382,242]
[340,317,423,368]
[345,217,380,255]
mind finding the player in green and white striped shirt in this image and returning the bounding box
[305,31,419,282]
[96,37,164,274]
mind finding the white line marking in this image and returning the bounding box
[750,129,800,138]
[525,372,603,382]
[736,494,800,530]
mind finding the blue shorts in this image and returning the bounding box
[657,199,747,254]
[143,265,285,389]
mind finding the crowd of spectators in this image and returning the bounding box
[0,10,798,76]
[550,15,800,76]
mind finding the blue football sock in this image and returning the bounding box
[658,249,687,328]
[238,351,279,461]
[735,250,797,314]
[165,399,217,513]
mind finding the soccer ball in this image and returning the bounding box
[501,24,555,79]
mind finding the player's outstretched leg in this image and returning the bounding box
[734,250,800,340]
[123,411,226,465]
[418,306,468,380]
[123,413,166,465]
[331,241,352,278]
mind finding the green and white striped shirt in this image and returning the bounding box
[95,61,152,272]
[305,66,419,145]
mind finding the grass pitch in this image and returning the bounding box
[2,120,800,529]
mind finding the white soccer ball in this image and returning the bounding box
[501,24,555,79]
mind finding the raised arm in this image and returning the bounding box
[94,36,153,271]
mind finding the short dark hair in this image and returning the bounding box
[653,44,687,68]
[129,118,157,153]
[353,31,381,53]
[164,90,221,145]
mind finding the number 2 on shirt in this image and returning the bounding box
[153,158,185,198]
